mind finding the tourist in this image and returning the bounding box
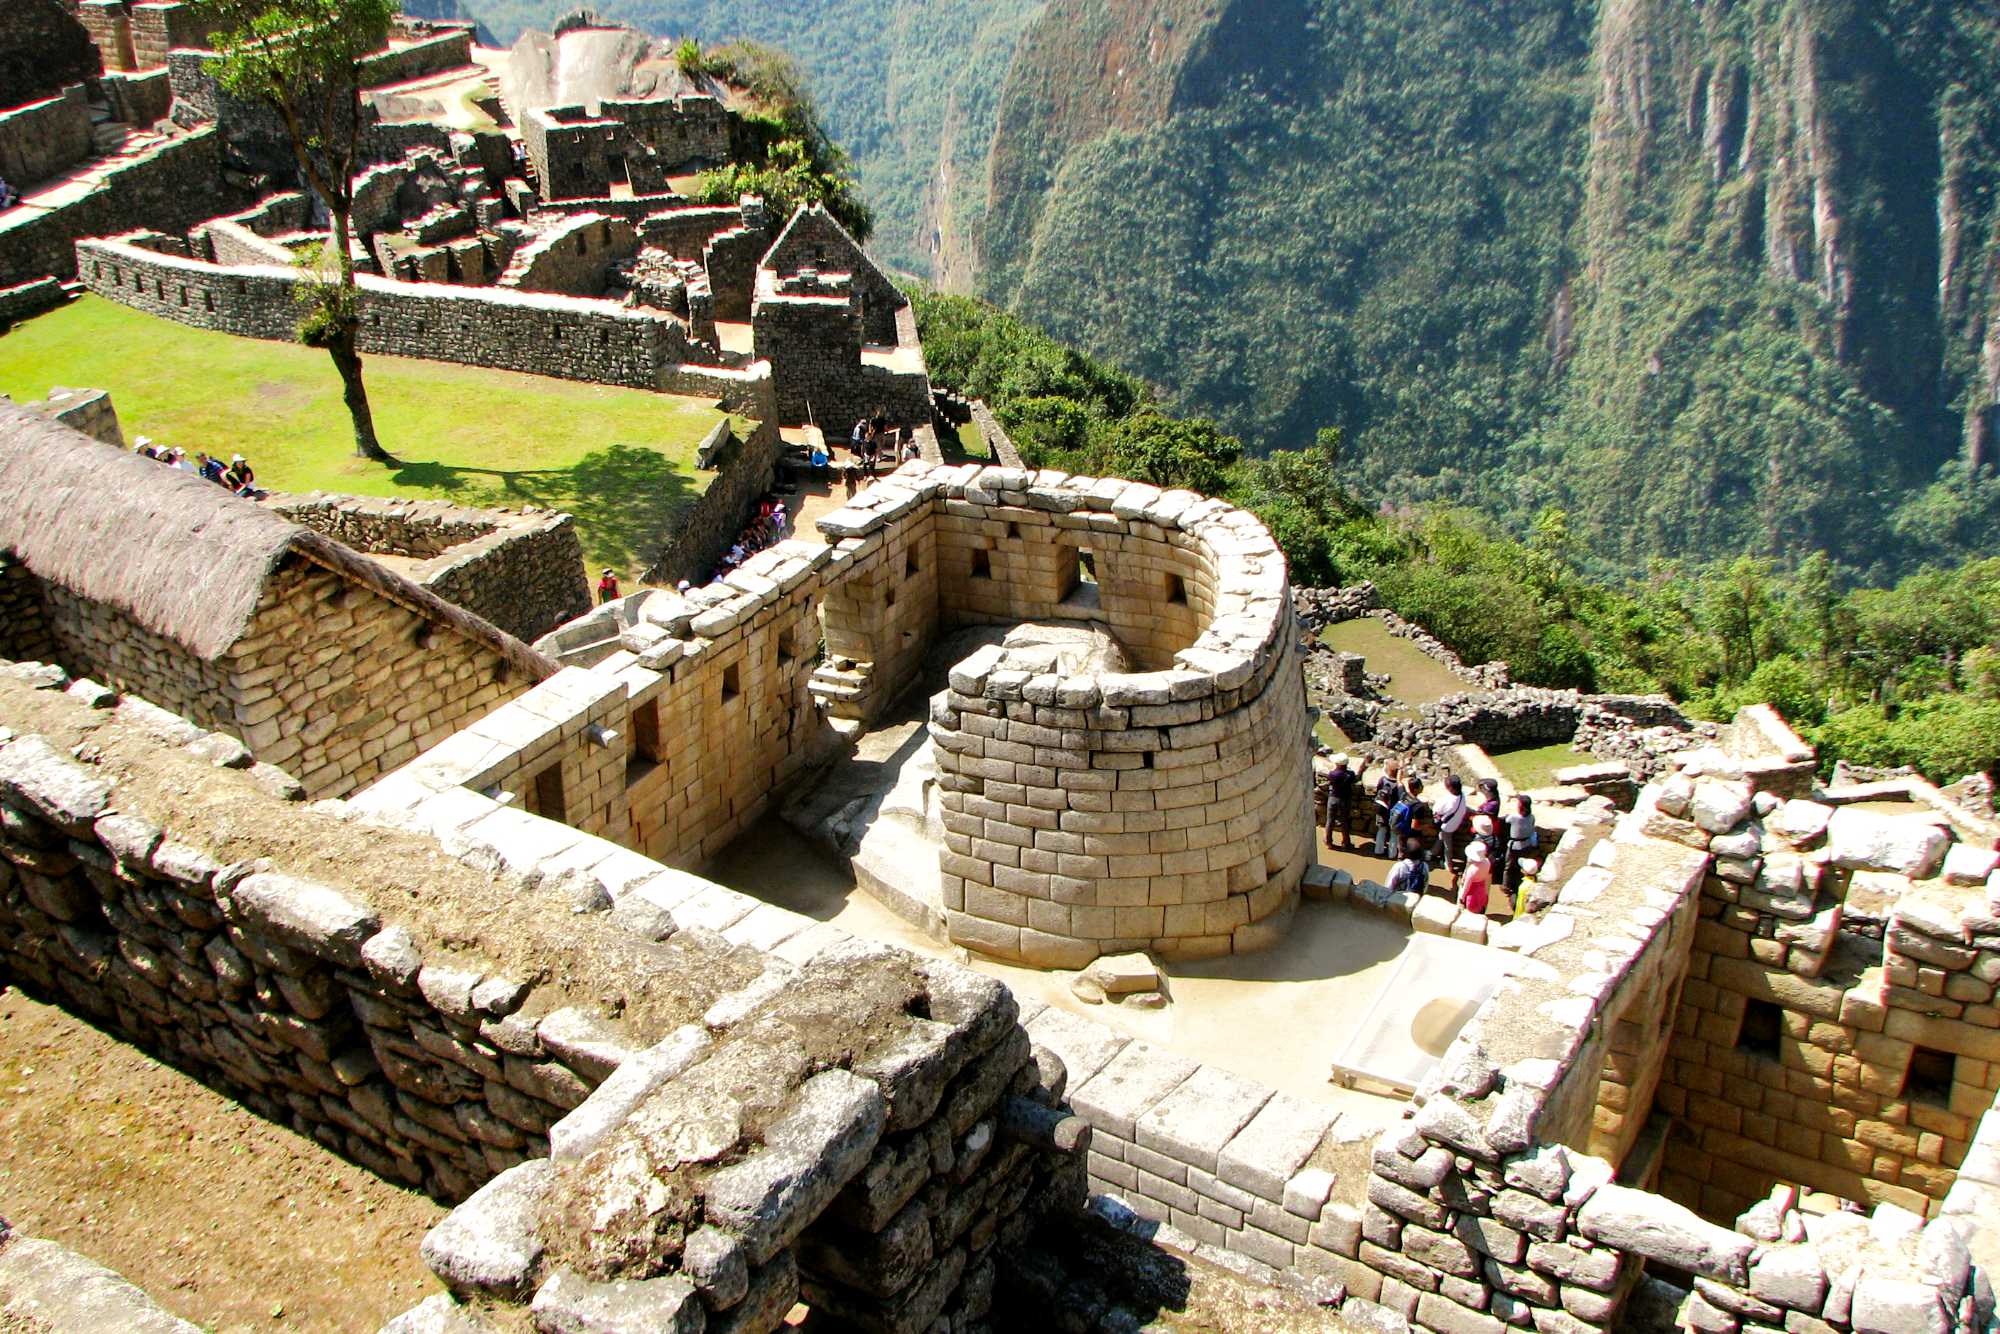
[902,436,920,462]
[1322,754,1357,851]
[1387,837,1429,898]
[168,448,192,472]
[1474,777,1502,825]
[0,176,16,211]
[1502,793,1537,895]
[850,416,872,460]
[1371,758,1404,856]
[842,463,858,498]
[197,452,227,484]
[224,453,256,493]
[596,568,620,604]
[133,436,158,461]
[1434,773,1468,884]
[808,443,830,474]
[1391,775,1430,868]
[1459,841,1492,917]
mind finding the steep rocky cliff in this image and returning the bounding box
[969,0,2000,576]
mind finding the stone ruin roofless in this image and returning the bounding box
[1,391,1998,1331]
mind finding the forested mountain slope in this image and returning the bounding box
[983,0,2000,579]
[453,0,1996,578]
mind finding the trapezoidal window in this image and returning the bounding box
[906,550,920,576]
[1165,572,1188,605]
[971,547,992,579]
[530,762,565,820]
[626,698,661,784]
[1905,1047,1957,1108]
[1737,999,1782,1061]
[721,662,741,702]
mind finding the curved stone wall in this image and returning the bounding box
[916,468,1314,966]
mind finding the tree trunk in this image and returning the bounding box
[324,203,394,464]
[326,323,392,463]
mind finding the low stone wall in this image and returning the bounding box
[14,386,124,445]
[968,398,1025,468]
[0,128,247,287]
[269,494,591,646]
[0,278,65,329]
[78,236,718,391]
[0,85,92,191]
[639,419,783,588]
[0,665,1087,1333]
[200,217,295,267]
[499,212,639,294]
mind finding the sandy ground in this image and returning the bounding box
[0,990,445,1333]
[705,813,1523,1131]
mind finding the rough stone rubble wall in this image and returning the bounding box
[0,666,1086,1333]
[0,85,93,191]
[0,129,248,287]
[639,417,784,590]
[76,237,708,391]
[270,494,592,646]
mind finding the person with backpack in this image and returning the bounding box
[1322,754,1358,850]
[1392,776,1432,873]
[1433,773,1469,886]
[1388,837,1429,898]
[1502,793,1538,895]
[1372,759,1404,856]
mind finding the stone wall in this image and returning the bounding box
[101,67,172,126]
[77,0,139,74]
[15,386,124,445]
[1642,777,2000,1223]
[129,1,224,69]
[0,279,66,330]
[832,466,1315,967]
[763,203,903,346]
[0,128,248,286]
[0,662,1086,1334]
[0,86,93,191]
[270,494,592,646]
[201,217,295,266]
[500,212,639,294]
[640,418,784,589]
[78,236,717,391]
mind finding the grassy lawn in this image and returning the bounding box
[1491,742,1602,792]
[0,296,726,576]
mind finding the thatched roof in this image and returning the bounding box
[0,402,557,682]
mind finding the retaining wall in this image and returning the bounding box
[640,418,785,589]
[0,85,93,191]
[78,236,718,391]
[0,128,248,287]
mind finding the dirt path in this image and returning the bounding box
[0,989,445,1333]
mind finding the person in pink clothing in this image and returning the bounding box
[1459,840,1492,917]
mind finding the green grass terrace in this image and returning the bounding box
[0,296,731,579]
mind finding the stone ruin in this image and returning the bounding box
[0,405,1996,1331]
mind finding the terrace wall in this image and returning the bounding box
[0,86,93,191]
[78,236,716,391]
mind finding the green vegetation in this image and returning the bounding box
[451,0,1042,276]
[916,290,2000,787]
[199,0,400,462]
[677,39,874,242]
[0,298,724,575]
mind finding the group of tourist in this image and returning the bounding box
[1319,754,1540,919]
[133,437,261,497]
[806,411,919,500]
[712,494,790,580]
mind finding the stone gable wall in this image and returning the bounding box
[763,205,904,346]
[269,495,592,646]
[227,559,524,799]
[76,0,138,74]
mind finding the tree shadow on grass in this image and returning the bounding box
[390,443,704,572]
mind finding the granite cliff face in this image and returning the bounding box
[964,0,1999,574]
